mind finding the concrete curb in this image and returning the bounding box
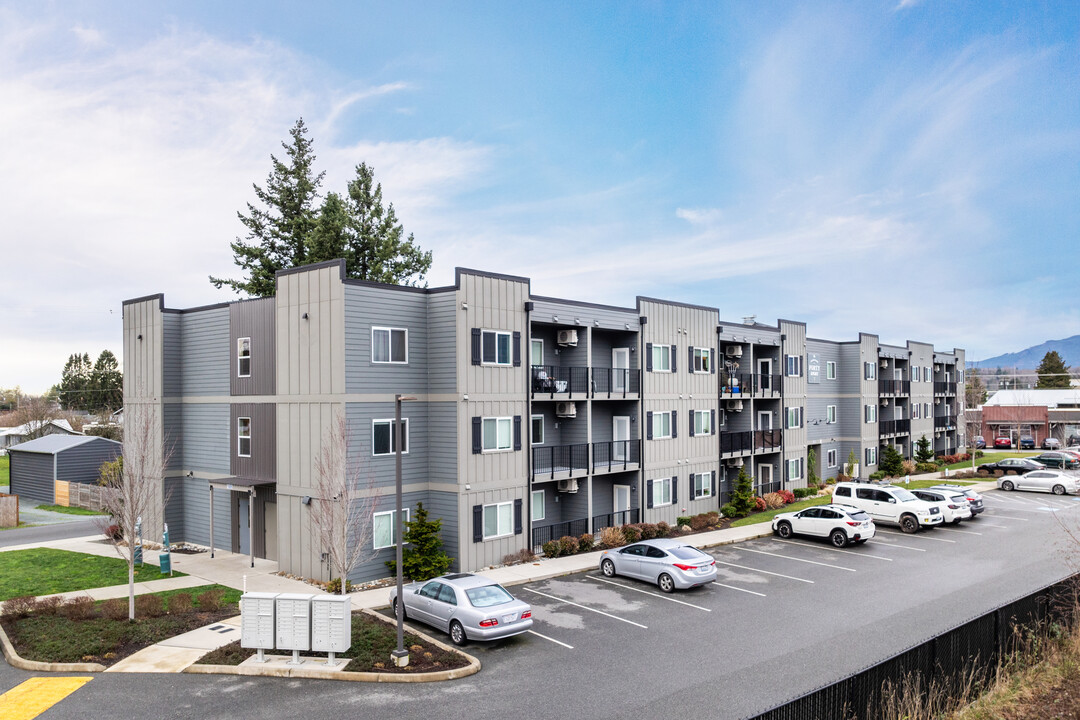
[183,608,480,682]
[0,618,106,673]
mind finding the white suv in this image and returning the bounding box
[832,482,944,533]
[911,488,972,524]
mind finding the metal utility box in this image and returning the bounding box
[311,594,352,654]
[275,594,313,651]
[240,592,278,650]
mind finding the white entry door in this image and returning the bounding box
[614,484,631,524]
[613,416,630,461]
[613,348,630,392]
[758,411,772,430]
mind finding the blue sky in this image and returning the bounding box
[2,1,1078,393]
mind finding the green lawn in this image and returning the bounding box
[35,504,109,516]
[943,451,1039,471]
[0,548,186,601]
[0,455,8,492]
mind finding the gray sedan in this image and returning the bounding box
[598,538,717,592]
[389,572,533,645]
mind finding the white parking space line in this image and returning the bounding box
[712,560,814,583]
[876,528,957,543]
[864,539,926,552]
[713,582,767,597]
[527,629,574,649]
[974,522,1009,529]
[522,588,648,629]
[936,526,983,536]
[988,505,1057,514]
[740,547,857,572]
[985,513,1030,521]
[584,576,712,611]
[772,539,893,561]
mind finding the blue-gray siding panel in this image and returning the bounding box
[181,404,230,474]
[164,477,185,538]
[181,477,233,547]
[180,308,230,396]
[54,441,121,484]
[164,403,182,471]
[426,402,458,487]
[427,292,457,395]
[345,285,430,395]
[347,490,432,584]
[8,451,55,502]
[163,313,181,397]
[346,402,431,490]
[424,490,460,572]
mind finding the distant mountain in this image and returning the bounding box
[970,335,1080,369]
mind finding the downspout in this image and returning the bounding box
[524,301,533,548]
[779,333,786,488]
[638,315,647,521]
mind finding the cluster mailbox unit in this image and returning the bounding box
[241,592,351,666]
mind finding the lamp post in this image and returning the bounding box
[391,394,416,668]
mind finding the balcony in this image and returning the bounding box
[532,509,641,551]
[591,439,641,474]
[934,381,957,396]
[720,372,782,398]
[591,367,641,399]
[532,365,589,398]
[531,443,589,480]
[720,429,782,456]
[879,418,911,436]
[878,379,911,396]
[934,416,956,432]
[755,429,782,452]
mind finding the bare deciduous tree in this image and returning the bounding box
[7,395,61,439]
[96,405,172,620]
[309,412,378,593]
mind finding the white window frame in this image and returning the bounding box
[826,405,837,424]
[531,414,544,445]
[694,409,711,435]
[237,337,251,378]
[482,501,514,539]
[652,344,672,372]
[237,417,251,458]
[481,330,512,366]
[913,404,921,419]
[826,361,836,380]
[865,447,877,466]
[652,477,673,507]
[786,406,802,429]
[482,416,513,452]
[692,347,713,374]
[531,490,545,522]
[787,458,803,481]
[652,411,672,439]
[372,326,408,364]
[864,362,877,380]
[924,402,931,418]
[827,449,838,468]
[786,355,802,377]
[912,366,920,382]
[373,508,409,550]
[865,405,877,423]
[692,472,711,499]
[530,338,543,367]
[372,418,410,456]
[924,366,931,381]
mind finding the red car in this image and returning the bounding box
[994,437,1013,449]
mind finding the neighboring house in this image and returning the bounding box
[0,419,80,455]
[122,260,967,585]
[7,434,122,503]
[975,389,1080,446]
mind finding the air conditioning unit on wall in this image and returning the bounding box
[556,402,577,418]
[725,457,745,467]
[726,400,744,412]
[880,359,889,369]
[725,346,743,357]
[557,329,578,346]
[880,398,890,406]
[557,478,579,493]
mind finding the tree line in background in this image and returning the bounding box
[56,350,123,412]
[210,118,433,297]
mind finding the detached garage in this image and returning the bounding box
[8,435,122,503]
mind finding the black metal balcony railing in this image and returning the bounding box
[591,367,641,397]
[935,416,955,431]
[879,418,911,436]
[532,443,589,478]
[721,429,782,455]
[878,379,911,395]
[721,372,783,396]
[754,429,782,452]
[532,518,589,552]
[753,373,783,396]
[591,439,641,472]
[934,381,957,396]
[591,508,640,536]
[531,365,590,396]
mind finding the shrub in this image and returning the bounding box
[656,521,672,538]
[104,524,123,542]
[753,496,767,512]
[326,577,354,594]
[869,471,886,481]
[689,514,710,531]
[168,593,194,614]
[916,462,938,473]
[879,445,904,476]
[622,525,642,543]
[578,534,594,553]
[61,596,96,620]
[542,540,561,558]
[34,596,63,616]
[385,502,452,582]
[599,526,625,548]
[135,593,165,618]
[730,466,756,516]
[819,485,835,496]
[3,596,38,618]
[101,598,128,621]
[762,492,786,510]
[558,535,579,556]
[638,523,658,540]
[778,490,795,504]
[793,487,812,499]
[705,511,720,526]
[901,459,916,475]
[197,589,226,612]
[676,516,692,528]
[975,450,985,458]
[720,502,741,519]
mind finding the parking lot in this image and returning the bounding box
[382,487,1080,718]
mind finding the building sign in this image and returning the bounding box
[807,353,821,384]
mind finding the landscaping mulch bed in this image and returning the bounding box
[1,586,239,666]
[197,611,468,673]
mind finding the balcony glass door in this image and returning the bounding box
[613,416,630,461]
[613,348,630,392]
[758,411,772,430]
[758,359,771,391]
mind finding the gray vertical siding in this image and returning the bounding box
[54,440,122,484]
[231,298,276,396]
[8,451,55,502]
[344,284,429,395]
[182,403,230,474]
[231,403,276,480]
[180,307,230,396]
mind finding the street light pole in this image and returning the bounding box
[391,393,415,668]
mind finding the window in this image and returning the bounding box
[531,338,543,367]
[864,362,877,380]
[865,405,877,423]
[693,347,713,373]
[531,490,545,522]
[912,366,920,382]
[913,404,921,419]
[692,472,711,499]
[923,402,931,418]
[827,449,838,468]
[372,327,408,364]
[482,330,512,366]
[483,501,513,539]
[786,406,802,429]
[237,337,251,378]
[787,458,803,481]
[373,508,409,549]
[786,355,802,377]
[482,417,513,451]
[237,417,251,457]
[826,405,837,424]
[531,414,544,445]
[924,366,931,381]
[652,344,671,372]
[652,411,672,439]
[373,419,409,456]
[652,477,673,507]
[826,361,836,380]
[694,410,711,435]
[865,447,877,466]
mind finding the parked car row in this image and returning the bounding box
[985,436,1065,450]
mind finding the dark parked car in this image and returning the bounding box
[973,436,987,450]
[1030,452,1080,470]
[994,437,1013,449]
[979,457,1046,475]
[1019,436,1036,450]
[1068,435,1080,447]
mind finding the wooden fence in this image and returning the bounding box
[54,481,108,512]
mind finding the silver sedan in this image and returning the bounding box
[598,538,717,592]
[997,469,1080,495]
[389,572,533,645]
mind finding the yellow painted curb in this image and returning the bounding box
[0,620,106,673]
[0,677,93,720]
